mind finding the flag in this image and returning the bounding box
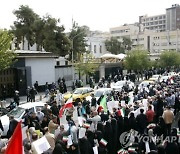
[111,96,114,101]
[83,123,90,128]
[100,95,107,112]
[177,131,180,137]
[128,147,136,152]
[120,108,125,117]
[117,148,128,154]
[99,138,108,146]
[5,121,23,154]
[62,136,68,142]
[59,96,73,117]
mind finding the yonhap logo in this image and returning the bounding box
[119,131,138,148]
[120,130,180,148]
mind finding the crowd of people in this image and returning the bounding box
[0,69,180,154]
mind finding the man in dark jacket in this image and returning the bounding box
[14,90,20,106]
[136,108,147,134]
[29,87,37,102]
[7,116,18,138]
[91,94,97,107]
[50,101,59,116]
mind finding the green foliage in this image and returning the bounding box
[159,50,180,68]
[69,22,87,61]
[105,37,123,54]
[12,5,38,49]
[0,30,16,70]
[105,37,132,54]
[124,49,150,71]
[42,15,71,56]
[75,54,99,77]
[11,5,71,56]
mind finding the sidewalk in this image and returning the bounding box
[1,92,46,108]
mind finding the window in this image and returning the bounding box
[99,45,102,53]
[94,45,96,53]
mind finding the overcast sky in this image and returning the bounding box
[0,0,179,32]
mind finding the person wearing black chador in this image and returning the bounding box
[129,112,137,130]
[79,136,94,154]
[136,108,147,134]
[104,121,113,154]
[111,118,118,154]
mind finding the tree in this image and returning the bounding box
[75,53,99,79]
[12,5,71,56]
[42,15,71,56]
[105,37,132,54]
[124,49,150,72]
[12,5,38,50]
[0,30,16,70]
[159,50,180,68]
[105,37,123,54]
[122,37,132,51]
[69,22,88,62]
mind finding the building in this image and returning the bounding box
[86,32,110,58]
[166,4,180,31]
[0,50,57,97]
[139,14,166,32]
[110,24,139,38]
[139,4,180,32]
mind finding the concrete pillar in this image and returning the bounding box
[99,64,105,79]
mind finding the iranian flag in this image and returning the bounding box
[177,131,180,137]
[5,121,23,154]
[83,123,90,129]
[117,148,128,154]
[99,138,108,146]
[62,136,68,142]
[128,147,136,152]
[120,108,125,117]
[59,96,73,118]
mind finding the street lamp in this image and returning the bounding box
[71,32,84,83]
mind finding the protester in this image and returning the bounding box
[2,69,180,154]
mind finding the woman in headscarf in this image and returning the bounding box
[104,121,113,154]
[129,112,137,130]
[111,118,118,154]
[97,122,104,138]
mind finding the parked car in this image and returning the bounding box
[149,74,161,82]
[86,88,113,102]
[0,101,49,136]
[159,76,171,82]
[111,80,134,91]
[63,87,93,102]
[138,80,155,90]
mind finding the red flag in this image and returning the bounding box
[5,121,23,154]
[59,97,73,118]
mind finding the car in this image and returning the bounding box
[0,101,49,136]
[111,80,134,91]
[138,80,155,90]
[86,88,113,102]
[163,72,177,77]
[63,87,93,102]
[149,75,161,82]
[159,76,171,82]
